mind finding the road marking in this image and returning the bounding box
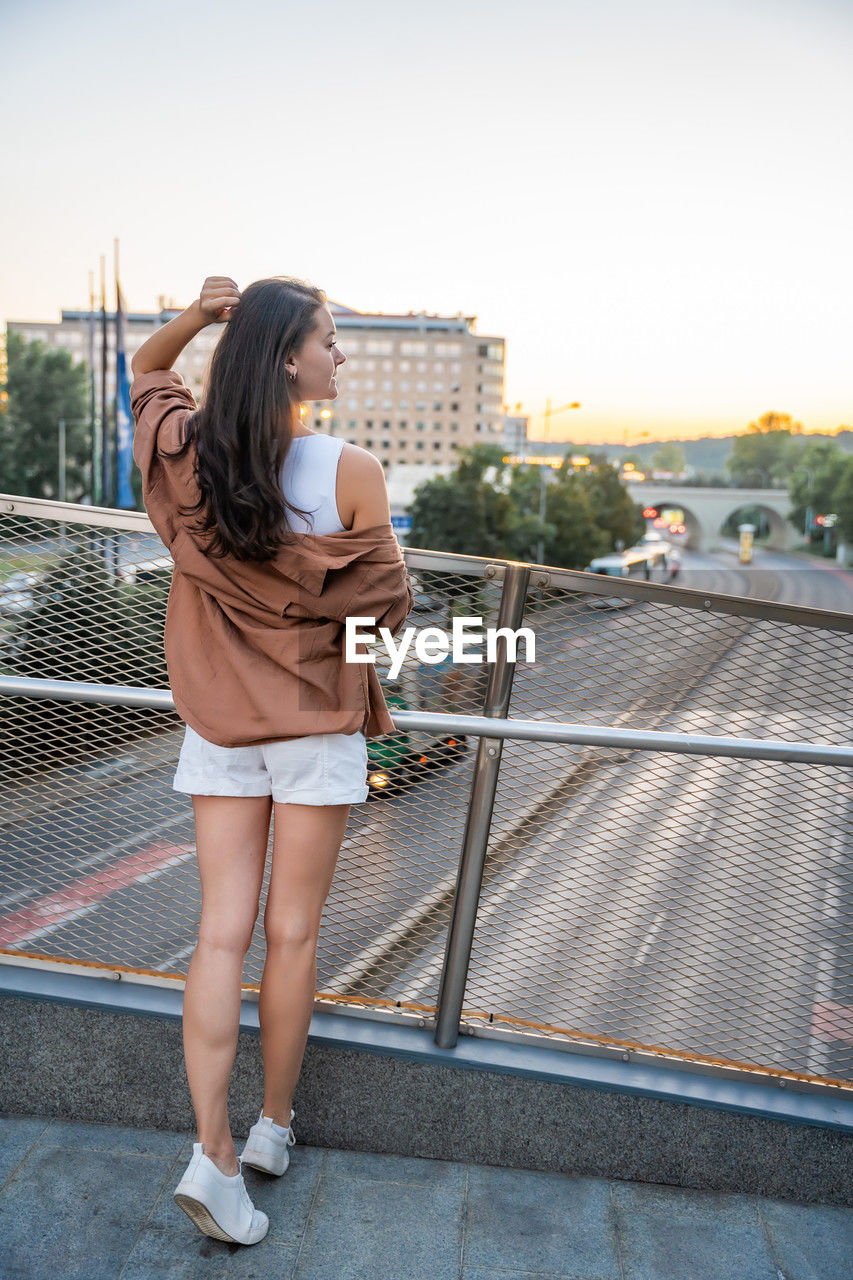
[0,808,195,912]
[0,842,196,947]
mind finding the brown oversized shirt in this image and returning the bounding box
[130,368,414,746]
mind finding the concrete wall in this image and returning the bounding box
[3,993,850,1207]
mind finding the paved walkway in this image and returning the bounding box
[1,1113,850,1279]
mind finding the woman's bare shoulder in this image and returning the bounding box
[337,442,391,530]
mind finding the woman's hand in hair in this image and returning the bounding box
[197,276,241,325]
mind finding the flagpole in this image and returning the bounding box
[88,269,98,504]
[114,236,135,509]
[100,255,109,507]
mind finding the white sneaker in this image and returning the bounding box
[239,1109,296,1176]
[173,1142,269,1245]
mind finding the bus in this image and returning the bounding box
[584,544,669,606]
[587,544,669,580]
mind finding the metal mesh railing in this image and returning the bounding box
[1,494,851,1094]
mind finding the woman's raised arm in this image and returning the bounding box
[131,277,240,378]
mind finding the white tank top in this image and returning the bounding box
[280,434,347,535]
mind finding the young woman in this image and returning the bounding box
[130,276,412,1246]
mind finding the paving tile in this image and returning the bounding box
[321,1147,467,1187]
[150,1140,324,1246]
[611,1181,778,1280]
[759,1198,853,1280]
[0,1114,50,1188]
[462,1271,599,1279]
[118,1226,230,1279]
[292,1173,464,1279]
[0,1143,175,1280]
[463,1164,621,1279]
[36,1117,186,1159]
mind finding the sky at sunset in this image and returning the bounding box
[2,0,850,444]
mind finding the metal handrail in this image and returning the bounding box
[3,674,851,768]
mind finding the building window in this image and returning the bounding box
[416,422,425,432]
[381,379,393,391]
[400,341,427,356]
[450,422,459,431]
[450,402,459,412]
[382,420,391,430]
[400,360,411,372]
[433,422,441,430]
[416,441,424,450]
[433,402,442,412]
[366,340,393,355]
[433,441,441,450]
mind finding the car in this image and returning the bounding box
[366,673,470,798]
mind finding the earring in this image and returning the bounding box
[289,370,297,382]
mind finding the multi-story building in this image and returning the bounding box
[7,300,507,473]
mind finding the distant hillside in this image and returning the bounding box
[524,431,853,479]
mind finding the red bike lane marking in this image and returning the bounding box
[811,1001,853,1047]
[0,842,196,947]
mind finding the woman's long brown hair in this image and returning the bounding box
[163,276,326,560]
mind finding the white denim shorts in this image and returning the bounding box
[173,724,369,805]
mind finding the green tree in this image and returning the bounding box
[787,440,843,536]
[407,445,641,572]
[0,333,90,499]
[407,444,515,557]
[651,443,687,475]
[543,482,609,569]
[620,448,649,472]
[726,413,801,488]
[572,462,645,549]
[830,455,853,545]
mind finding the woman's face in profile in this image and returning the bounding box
[290,305,346,402]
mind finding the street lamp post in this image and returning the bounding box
[535,401,581,564]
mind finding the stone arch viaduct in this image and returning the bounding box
[624,484,793,550]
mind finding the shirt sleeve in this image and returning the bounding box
[130,369,198,476]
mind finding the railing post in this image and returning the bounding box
[433,561,531,1049]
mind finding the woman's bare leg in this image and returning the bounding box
[182,794,271,1174]
[257,803,352,1126]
